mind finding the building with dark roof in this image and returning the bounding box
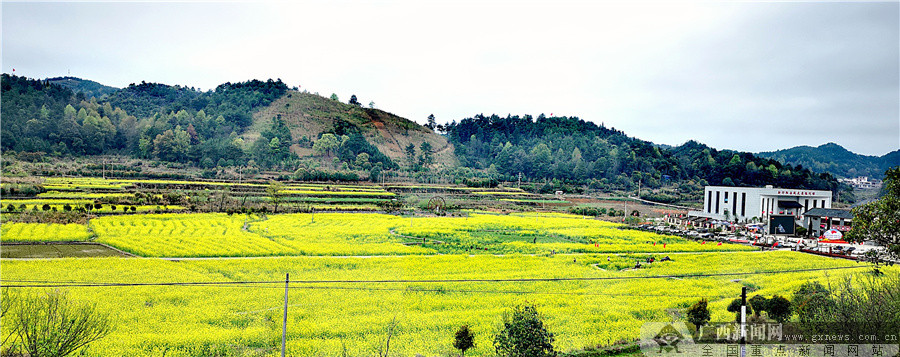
[803,208,853,238]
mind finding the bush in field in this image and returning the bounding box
[792,274,900,341]
[748,295,768,317]
[767,295,791,323]
[726,298,753,322]
[7,290,112,357]
[686,298,710,333]
[792,281,832,326]
[494,304,556,357]
[453,324,475,356]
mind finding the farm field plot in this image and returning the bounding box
[90,213,432,257]
[3,212,753,257]
[0,252,884,357]
[391,212,757,254]
[0,243,128,258]
[2,199,185,214]
[37,191,134,199]
[1,222,93,242]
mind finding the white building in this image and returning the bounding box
[688,185,832,223]
[838,176,882,189]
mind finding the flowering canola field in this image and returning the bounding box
[4,212,755,257]
[0,222,93,242]
[0,251,885,357]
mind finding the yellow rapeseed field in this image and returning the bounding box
[0,251,886,356]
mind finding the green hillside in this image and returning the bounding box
[758,143,899,179]
[0,73,843,196]
[445,114,840,195]
[246,91,455,168]
[45,76,119,98]
[0,74,453,182]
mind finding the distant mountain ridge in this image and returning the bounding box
[757,143,899,179]
[44,76,118,98]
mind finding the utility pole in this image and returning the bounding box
[740,286,747,357]
[637,178,641,199]
[282,273,289,357]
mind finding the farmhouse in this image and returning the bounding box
[688,185,832,223]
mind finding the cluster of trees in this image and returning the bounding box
[105,79,289,127]
[45,76,118,99]
[404,141,434,171]
[444,114,840,192]
[1,74,127,156]
[1,74,295,169]
[846,167,900,261]
[568,206,624,217]
[122,79,290,167]
[686,274,900,342]
[451,304,556,357]
[303,131,397,181]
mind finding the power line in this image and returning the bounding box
[228,286,734,316]
[0,265,869,288]
[269,285,735,299]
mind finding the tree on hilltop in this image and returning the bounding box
[427,114,436,130]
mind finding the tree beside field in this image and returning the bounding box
[792,274,900,341]
[494,304,556,357]
[846,167,900,261]
[453,324,475,356]
[685,299,710,335]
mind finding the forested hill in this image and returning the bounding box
[0,73,843,191]
[445,114,840,192]
[757,143,899,179]
[0,74,447,181]
[1,74,292,164]
[45,76,118,99]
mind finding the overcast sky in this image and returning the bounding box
[3,1,898,156]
